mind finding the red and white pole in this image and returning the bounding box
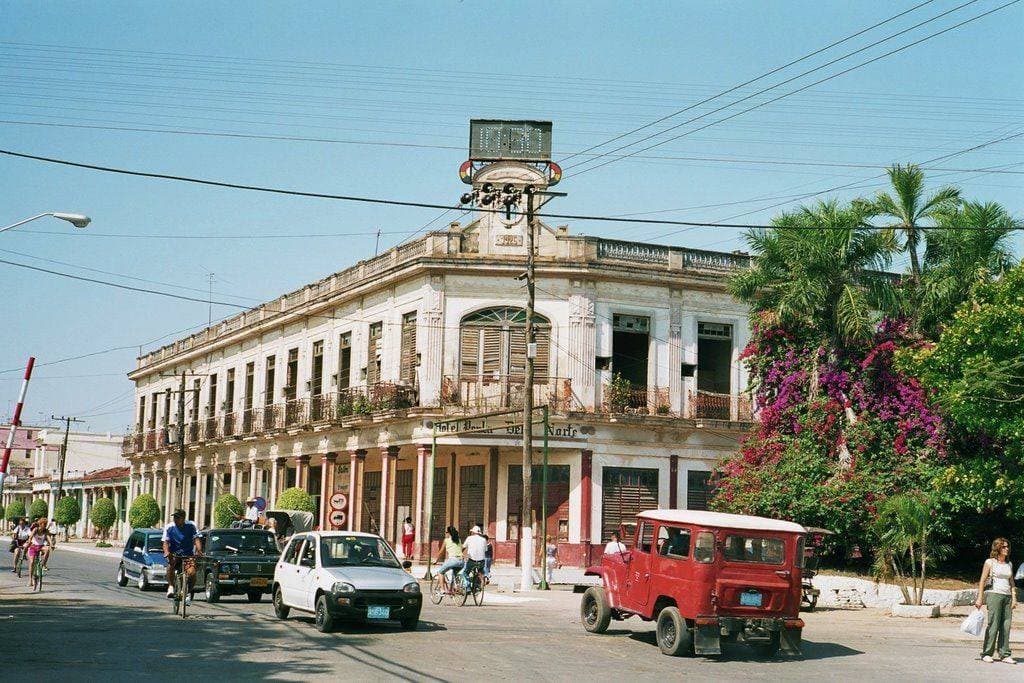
[0,356,35,499]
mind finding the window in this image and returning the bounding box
[191,379,201,421]
[319,536,400,569]
[225,369,235,412]
[285,348,298,400]
[244,362,255,410]
[796,536,806,569]
[695,531,715,563]
[300,538,316,567]
[146,535,165,552]
[723,536,785,565]
[636,520,654,554]
[367,323,383,384]
[207,373,218,416]
[263,356,276,407]
[163,390,171,428]
[697,322,732,398]
[127,532,141,550]
[282,536,304,564]
[459,307,550,381]
[311,341,324,397]
[338,333,352,390]
[657,526,691,559]
[137,396,145,431]
[400,312,418,385]
[687,471,713,511]
[205,531,277,554]
[148,393,158,429]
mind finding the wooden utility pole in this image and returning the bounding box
[51,414,85,500]
[520,189,537,592]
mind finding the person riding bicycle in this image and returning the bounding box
[10,517,32,573]
[25,518,53,586]
[459,525,487,586]
[162,509,202,606]
[434,526,464,593]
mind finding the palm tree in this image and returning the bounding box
[918,200,1019,336]
[865,164,960,279]
[730,199,898,352]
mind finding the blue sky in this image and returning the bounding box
[1,1,1022,432]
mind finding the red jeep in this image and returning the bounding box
[581,510,806,657]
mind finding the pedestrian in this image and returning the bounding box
[544,535,558,585]
[401,516,415,559]
[483,534,493,582]
[604,531,627,555]
[976,537,1016,664]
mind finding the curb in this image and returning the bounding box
[58,545,121,560]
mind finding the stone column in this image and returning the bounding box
[567,291,597,410]
[418,277,445,407]
[669,292,683,416]
[580,449,593,560]
[486,447,499,538]
[295,454,310,492]
[229,459,240,498]
[193,459,207,526]
[249,459,259,499]
[669,453,679,509]
[414,444,429,559]
[319,453,338,529]
[681,314,697,418]
[270,457,286,506]
[165,470,175,520]
[379,446,398,543]
[348,449,366,531]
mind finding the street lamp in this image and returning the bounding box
[0,212,91,235]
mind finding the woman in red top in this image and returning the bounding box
[401,517,415,559]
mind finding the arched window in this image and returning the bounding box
[460,307,551,381]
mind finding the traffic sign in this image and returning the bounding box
[330,492,348,511]
[329,510,347,528]
[254,496,267,511]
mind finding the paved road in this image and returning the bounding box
[0,550,1012,681]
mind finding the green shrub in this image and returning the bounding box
[128,493,161,529]
[5,500,26,522]
[277,487,315,513]
[90,498,117,538]
[54,496,81,527]
[29,498,49,521]
[95,541,112,548]
[213,493,243,528]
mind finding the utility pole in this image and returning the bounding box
[159,369,204,515]
[208,273,215,327]
[51,414,85,500]
[521,188,537,592]
[374,228,382,256]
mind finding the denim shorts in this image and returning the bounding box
[438,558,464,577]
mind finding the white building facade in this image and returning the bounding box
[123,163,753,567]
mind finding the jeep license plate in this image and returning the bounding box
[250,578,268,587]
[740,591,762,607]
[367,605,390,620]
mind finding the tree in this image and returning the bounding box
[213,493,243,528]
[128,493,161,529]
[90,497,117,540]
[277,487,315,513]
[729,199,897,352]
[5,499,25,523]
[918,201,1019,337]
[29,498,49,521]
[54,496,81,540]
[871,493,945,606]
[864,163,960,279]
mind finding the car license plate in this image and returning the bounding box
[250,577,268,587]
[367,605,390,620]
[740,591,762,607]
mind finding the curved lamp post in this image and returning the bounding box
[1,212,91,234]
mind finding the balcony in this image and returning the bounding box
[440,376,578,413]
[686,390,754,422]
[601,381,671,416]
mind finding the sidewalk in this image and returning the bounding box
[55,539,121,559]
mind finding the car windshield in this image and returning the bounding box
[319,536,400,569]
[145,536,164,552]
[205,532,278,554]
[723,535,785,565]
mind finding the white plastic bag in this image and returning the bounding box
[960,608,984,637]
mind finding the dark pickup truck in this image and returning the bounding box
[197,528,280,603]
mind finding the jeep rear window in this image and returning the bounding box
[695,531,715,563]
[723,536,785,565]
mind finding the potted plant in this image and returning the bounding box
[871,491,947,617]
[605,373,634,413]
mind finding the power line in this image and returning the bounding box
[568,0,1019,177]
[558,0,939,165]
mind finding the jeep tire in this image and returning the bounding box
[753,630,781,658]
[581,586,612,634]
[247,590,263,603]
[273,586,290,619]
[656,606,694,657]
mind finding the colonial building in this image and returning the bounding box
[122,161,753,567]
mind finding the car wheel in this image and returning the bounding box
[656,607,694,657]
[315,594,335,633]
[116,564,129,587]
[400,615,419,630]
[205,573,221,603]
[137,568,150,591]
[580,586,612,634]
[273,586,290,619]
[247,590,263,603]
[753,631,781,658]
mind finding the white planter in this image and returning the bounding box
[891,603,940,618]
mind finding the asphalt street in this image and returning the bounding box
[0,549,1013,682]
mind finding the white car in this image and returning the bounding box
[272,531,422,633]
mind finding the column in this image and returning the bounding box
[229,459,239,498]
[669,453,679,509]
[347,449,366,531]
[165,470,175,519]
[580,449,593,560]
[194,460,207,526]
[249,459,259,499]
[128,464,138,501]
[269,457,286,506]
[319,453,338,529]
[669,293,683,416]
[486,447,499,538]
[379,446,398,544]
[149,470,158,498]
[418,278,445,407]
[567,290,597,410]
[414,444,428,559]
[295,455,310,492]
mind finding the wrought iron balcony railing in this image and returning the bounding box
[440,375,577,413]
[686,390,754,422]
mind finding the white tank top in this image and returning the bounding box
[987,559,1012,595]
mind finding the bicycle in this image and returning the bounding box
[169,555,196,618]
[30,553,43,592]
[13,547,25,579]
[457,562,485,607]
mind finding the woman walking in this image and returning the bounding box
[401,517,415,559]
[976,537,1016,664]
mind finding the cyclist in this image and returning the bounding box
[459,525,487,587]
[162,509,202,605]
[25,518,52,586]
[10,517,32,573]
[434,526,464,594]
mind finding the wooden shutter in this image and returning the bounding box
[481,327,502,378]
[361,471,381,534]
[535,326,551,381]
[430,467,447,540]
[687,471,712,511]
[507,327,526,378]
[601,467,659,543]
[400,312,417,384]
[367,323,382,385]
[458,465,486,530]
[460,327,480,377]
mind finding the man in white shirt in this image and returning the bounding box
[461,525,488,579]
[236,497,260,525]
[604,531,628,555]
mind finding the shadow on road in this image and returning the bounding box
[621,630,863,662]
